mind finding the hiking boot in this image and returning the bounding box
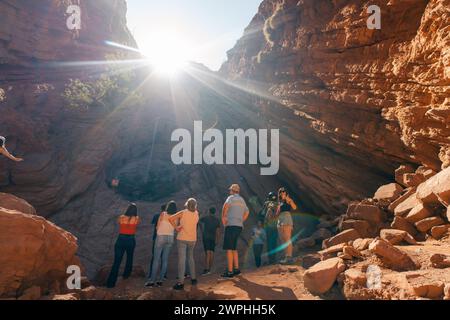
[280,257,295,265]
[144,281,155,287]
[173,283,184,291]
[233,269,241,276]
[156,282,163,287]
[221,271,234,278]
[191,279,198,286]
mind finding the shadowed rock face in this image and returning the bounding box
[220,0,450,215]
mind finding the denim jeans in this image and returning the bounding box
[149,235,174,283]
[106,235,136,288]
[177,240,196,282]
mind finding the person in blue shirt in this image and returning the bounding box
[252,220,266,268]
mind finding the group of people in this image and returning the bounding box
[106,183,298,290]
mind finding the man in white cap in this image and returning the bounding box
[221,183,249,278]
[0,136,23,162]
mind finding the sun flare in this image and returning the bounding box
[140,30,192,76]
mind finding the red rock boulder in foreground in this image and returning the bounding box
[0,194,80,299]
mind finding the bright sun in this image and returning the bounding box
[140,30,192,76]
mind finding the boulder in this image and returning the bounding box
[346,204,385,224]
[319,243,346,258]
[343,268,367,287]
[352,238,373,251]
[339,219,372,237]
[388,187,416,213]
[430,225,450,240]
[52,293,80,300]
[411,282,444,299]
[380,229,417,245]
[303,257,346,295]
[395,165,415,187]
[393,192,421,216]
[391,216,418,236]
[343,245,362,258]
[415,217,445,233]
[0,206,79,298]
[402,173,425,188]
[368,239,416,271]
[373,183,404,202]
[323,229,360,248]
[0,193,36,215]
[405,203,433,223]
[444,284,450,300]
[416,167,450,204]
[430,254,450,269]
[415,166,437,180]
[301,253,321,269]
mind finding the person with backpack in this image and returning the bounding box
[199,207,220,275]
[221,184,249,278]
[145,201,177,287]
[277,187,297,265]
[106,203,140,288]
[0,136,23,162]
[262,192,279,264]
[169,198,200,290]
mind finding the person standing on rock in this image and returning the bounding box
[277,187,297,265]
[145,201,177,287]
[221,184,250,278]
[199,207,221,275]
[252,219,267,268]
[169,198,200,290]
[106,203,140,288]
[262,192,279,264]
[0,136,23,162]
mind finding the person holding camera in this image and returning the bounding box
[277,187,297,265]
[261,192,279,264]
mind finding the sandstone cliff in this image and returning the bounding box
[220,0,450,215]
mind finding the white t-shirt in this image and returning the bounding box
[157,212,175,236]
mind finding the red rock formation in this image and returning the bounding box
[0,194,79,299]
[220,0,450,215]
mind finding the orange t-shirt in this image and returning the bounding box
[118,215,140,235]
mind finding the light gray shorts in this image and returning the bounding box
[277,211,293,227]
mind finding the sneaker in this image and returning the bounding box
[201,269,211,276]
[191,279,198,286]
[221,271,234,278]
[280,257,294,265]
[173,283,184,291]
[144,281,155,287]
[233,269,241,276]
[185,273,191,279]
[156,282,163,287]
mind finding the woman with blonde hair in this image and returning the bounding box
[169,198,199,290]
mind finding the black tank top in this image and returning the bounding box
[279,201,292,213]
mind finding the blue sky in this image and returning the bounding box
[126,0,262,70]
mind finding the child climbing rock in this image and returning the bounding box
[0,136,23,162]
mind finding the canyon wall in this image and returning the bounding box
[220,0,450,215]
